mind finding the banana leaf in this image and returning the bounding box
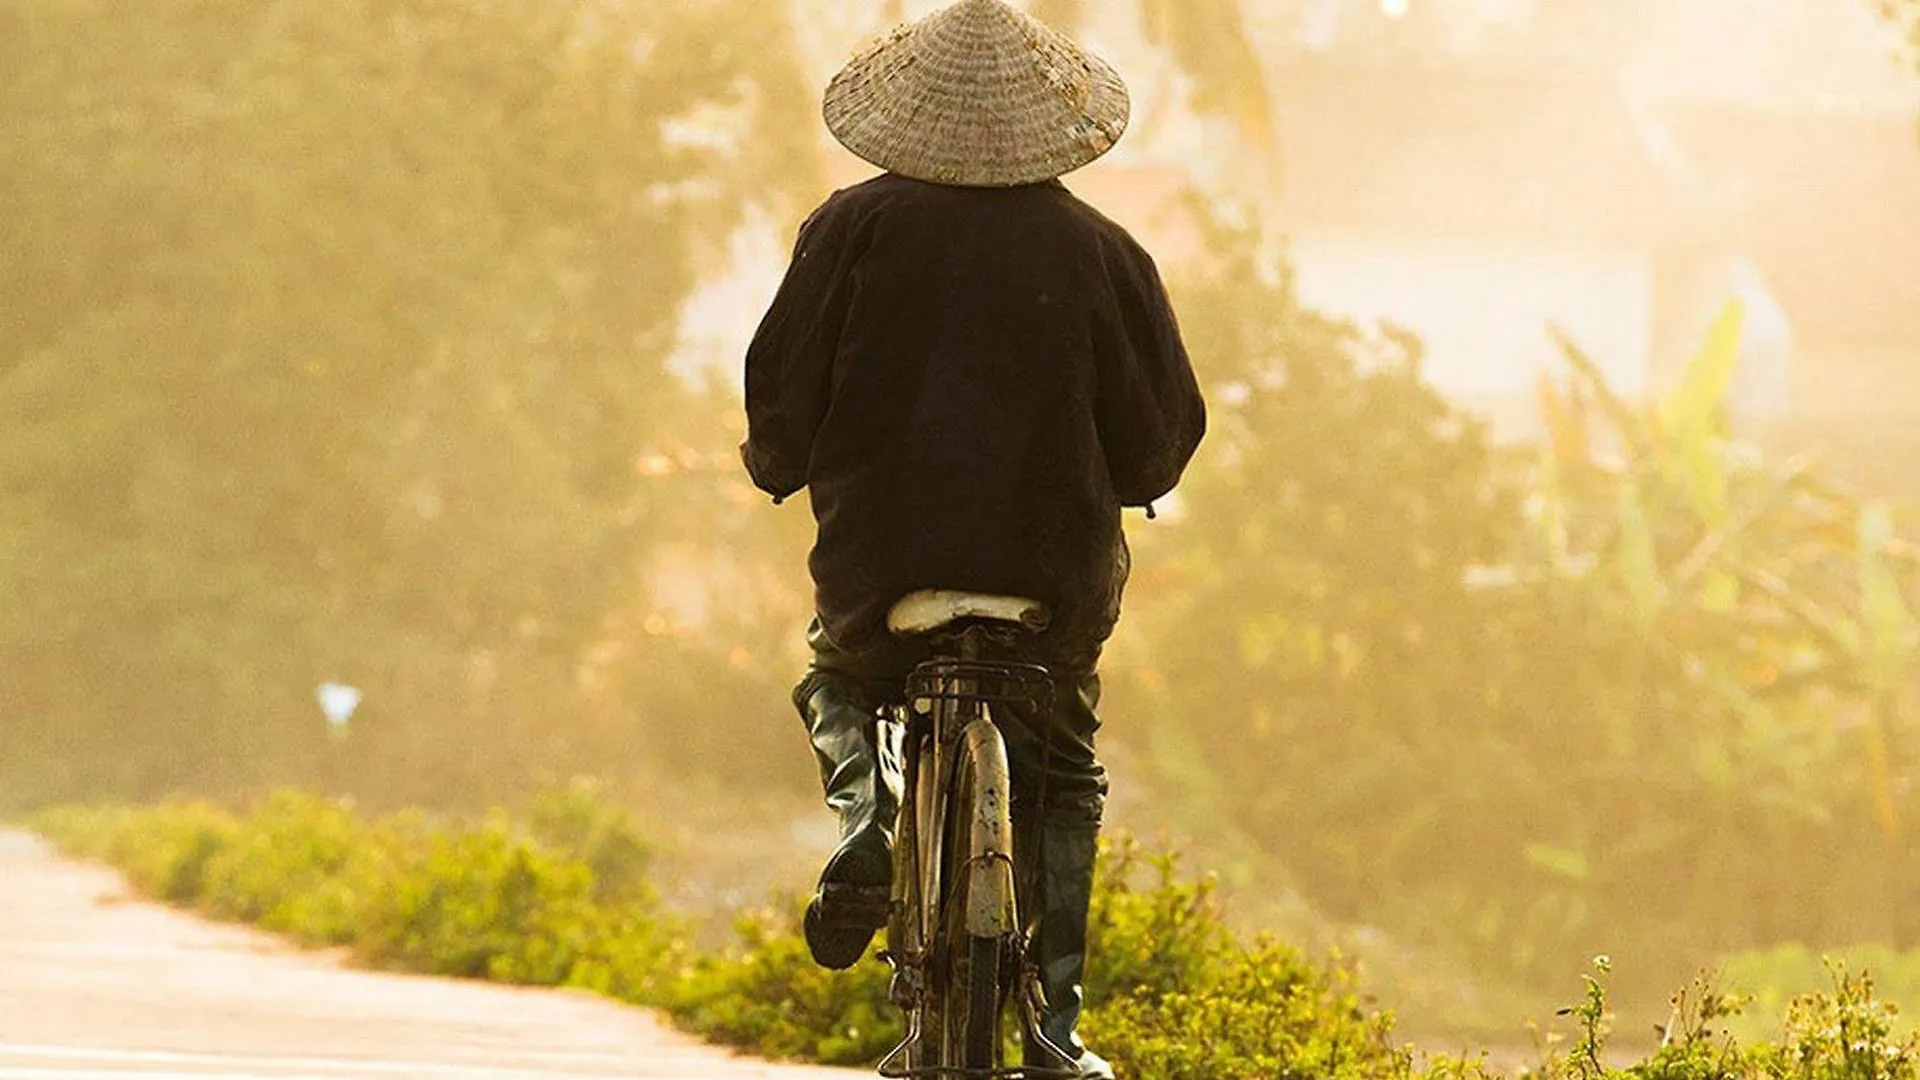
[1670,450,1821,589]
[1866,706,1900,840]
[1658,303,1744,526]
[1617,480,1664,622]
[1551,324,1650,456]
[1659,303,1744,446]
[1724,557,1863,661]
[1535,371,1591,470]
[1859,501,1919,695]
[1532,442,1573,569]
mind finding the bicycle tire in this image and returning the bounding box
[946,922,1002,1068]
[938,713,1010,1070]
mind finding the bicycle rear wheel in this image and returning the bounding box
[947,924,1002,1067]
[938,714,1014,1070]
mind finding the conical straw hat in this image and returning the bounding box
[823,0,1131,188]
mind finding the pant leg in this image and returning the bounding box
[1004,661,1111,1073]
[1002,665,1109,829]
[793,616,926,714]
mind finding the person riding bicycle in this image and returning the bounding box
[742,1,1204,1075]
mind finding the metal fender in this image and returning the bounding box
[958,717,1018,938]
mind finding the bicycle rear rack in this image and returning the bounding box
[906,660,1053,710]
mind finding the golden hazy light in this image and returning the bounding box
[5,0,1918,1065]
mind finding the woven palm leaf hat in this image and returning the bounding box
[822,0,1131,188]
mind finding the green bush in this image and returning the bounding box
[1527,957,1920,1080]
[1720,945,1920,1042]
[30,795,1423,1077]
[37,801,239,904]
[1762,967,1920,1080]
[195,790,372,939]
[523,778,658,904]
[1083,841,1418,1079]
[39,792,1920,1080]
[30,790,684,1000]
[357,814,599,982]
[666,904,901,1066]
[659,838,1425,1076]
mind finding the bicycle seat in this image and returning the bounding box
[886,590,1052,636]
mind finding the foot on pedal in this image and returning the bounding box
[803,846,891,970]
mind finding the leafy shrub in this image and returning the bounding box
[195,790,372,939]
[523,778,657,904]
[1527,957,1920,1080]
[1086,839,1238,1001]
[356,813,602,982]
[1720,945,1920,1042]
[666,903,901,1066]
[657,838,1423,1076]
[32,798,1424,1077]
[1084,842,1418,1079]
[1763,966,1920,1080]
[36,801,239,904]
[41,792,1920,1080]
[587,831,1434,1079]
[29,790,683,998]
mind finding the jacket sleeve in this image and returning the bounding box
[740,197,856,500]
[1093,237,1207,508]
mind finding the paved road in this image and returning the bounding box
[0,831,866,1080]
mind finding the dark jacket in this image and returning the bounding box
[742,173,1205,657]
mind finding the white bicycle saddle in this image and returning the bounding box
[886,590,1053,636]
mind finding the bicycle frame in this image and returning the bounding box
[876,626,1078,1080]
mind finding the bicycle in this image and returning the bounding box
[874,589,1080,1079]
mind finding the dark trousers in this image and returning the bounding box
[794,618,1109,829]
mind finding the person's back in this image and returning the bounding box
[741,3,1204,1076]
[746,172,1199,658]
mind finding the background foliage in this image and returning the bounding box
[1136,217,1920,1007]
[0,0,817,805]
[1887,1,1920,65]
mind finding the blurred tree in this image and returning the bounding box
[1029,0,1087,32]
[0,0,817,805]
[1024,0,1277,172]
[1884,0,1920,68]
[1130,209,1920,1004]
